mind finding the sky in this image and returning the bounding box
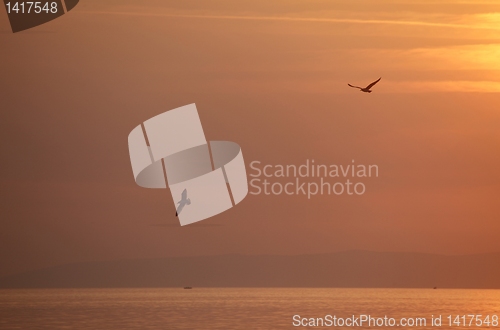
[1,0,500,277]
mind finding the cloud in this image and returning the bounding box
[79,11,500,31]
[384,80,500,93]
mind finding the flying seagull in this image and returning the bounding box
[175,189,191,216]
[348,77,381,93]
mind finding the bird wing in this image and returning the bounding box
[348,83,362,89]
[176,202,185,216]
[365,77,381,90]
[181,189,187,200]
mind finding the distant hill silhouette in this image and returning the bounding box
[1,251,499,288]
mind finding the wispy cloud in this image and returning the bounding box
[80,11,500,31]
[383,80,500,93]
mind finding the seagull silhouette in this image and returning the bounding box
[348,77,381,93]
[175,189,191,216]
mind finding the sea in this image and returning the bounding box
[0,288,499,329]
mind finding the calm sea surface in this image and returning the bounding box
[0,288,499,329]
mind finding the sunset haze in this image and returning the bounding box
[1,0,499,282]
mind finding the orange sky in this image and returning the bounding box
[1,0,500,277]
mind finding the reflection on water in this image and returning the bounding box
[0,288,499,329]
